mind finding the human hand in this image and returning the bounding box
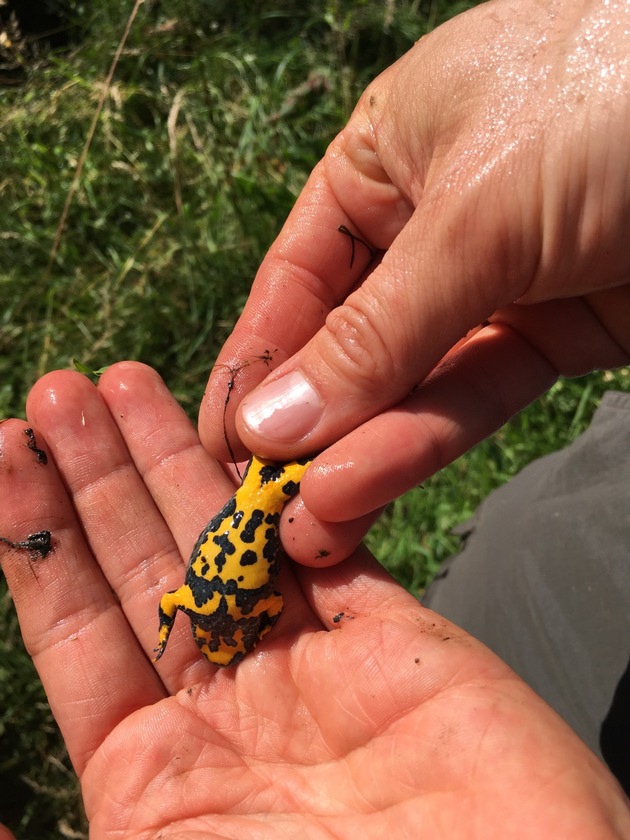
[0,361,628,838]
[199,0,630,563]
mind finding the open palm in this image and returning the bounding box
[0,362,627,839]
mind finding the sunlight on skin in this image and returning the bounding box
[0,362,626,838]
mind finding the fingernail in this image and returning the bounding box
[241,370,323,443]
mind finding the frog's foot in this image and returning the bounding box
[154,589,181,661]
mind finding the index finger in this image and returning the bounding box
[199,145,412,462]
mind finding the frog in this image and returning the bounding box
[155,455,311,667]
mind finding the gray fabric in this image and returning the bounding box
[423,390,630,792]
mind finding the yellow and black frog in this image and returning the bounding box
[155,455,311,667]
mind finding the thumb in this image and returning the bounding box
[236,205,519,460]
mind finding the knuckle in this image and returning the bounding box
[322,298,398,394]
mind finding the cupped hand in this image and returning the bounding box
[199,0,630,563]
[0,361,628,839]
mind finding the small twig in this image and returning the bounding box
[167,87,186,215]
[218,350,275,481]
[47,0,145,272]
[337,224,376,269]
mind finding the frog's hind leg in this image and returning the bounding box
[154,587,185,661]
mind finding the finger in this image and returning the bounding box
[294,322,555,526]
[27,369,209,670]
[280,495,383,568]
[303,291,630,518]
[233,193,522,464]
[199,148,412,462]
[0,412,165,776]
[97,362,234,566]
[98,363,273,677]
[97,362,327,675]
[92,363,238,686]
[262,293,630,562]
[280,322,554,565]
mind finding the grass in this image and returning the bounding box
[0,0,628,836]
[365,371,630,595]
